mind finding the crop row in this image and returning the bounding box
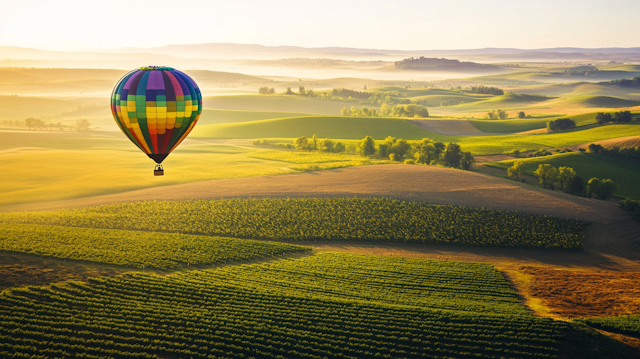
[0,223,310,269]
[0,198,589,249]
[0,254,566,359]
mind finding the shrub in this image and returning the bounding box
[404,159,415,164]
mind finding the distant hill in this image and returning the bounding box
[395,57,502,73]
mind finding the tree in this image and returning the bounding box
[285,87,294,95]
[613,110,632,122]
[311,134,318,150]
[298,86,306,95]
[507,161,523,180]
[518,111,526,119]
[596,179,617,200]
[534,164,558,189]
[433,141,445,158]
[319,138,334,152]
[498,109,508,120]
[340,107,351,116]
[587,178,601,198]
[588,143,604,153]
[390,139,410,160]
[377,143,389,158]
[460,152,475,170]
[334,142,346,153]
[596,112,613,124]
[412,139,436,164]
[294,136,309,151]
[564,175,585,196]
[363,85,367,90]
[24,117,36,130]
[76,119,91,131]
[357,136,376,156]
[547,118,576,131]
[557,166,577,191]
[443,143,463,167]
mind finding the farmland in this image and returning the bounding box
[3,42,640,358]
[0,198,588,249]
[0,253,570,359]
[0,223,309,269]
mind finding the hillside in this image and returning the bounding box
[191,115,444,140]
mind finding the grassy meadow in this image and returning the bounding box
[487,152,640,199]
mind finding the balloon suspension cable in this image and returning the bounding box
[154,163,164,176]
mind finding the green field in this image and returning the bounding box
[578,315,640,339]
[198,108,313,125]
[468,112,609,134]
[192,115,448,140]
[0,198,588,249]
[0,253,569,359]
[486,152,640,199]
[457,122,640,155]
[203,95,369,115]
[0,223,308,269]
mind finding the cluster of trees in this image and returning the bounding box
[550,69,601,77]
[1,119,24,127]
[394,57,499,72]
[508,162,617,199]
[596,111,633,124]
[470,86,504,96]
[331,88,370,100]
[609,76,640,87]
[381,103,429,118]
[487,109,508,120]
[546,118,576,131]
[356,136,474,170]
[258,87,276,94]
[588,143,640,159]
[340,106,379,117]
[24,118,72,131]
[294,135,346,153]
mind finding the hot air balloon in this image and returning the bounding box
[110,66,202,176]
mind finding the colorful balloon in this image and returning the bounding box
[110,66,202,174]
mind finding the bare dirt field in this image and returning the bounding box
[521,266,640,318]
[3,164,639,272]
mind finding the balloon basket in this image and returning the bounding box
[154,164,164,176]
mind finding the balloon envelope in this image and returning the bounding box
[110,66,202,164]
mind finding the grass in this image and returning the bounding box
[457,122,640,155]
[202,94,368,115]
[485,152,640,199]
[0,198,589,249]
[469,111,607,134]
[191,115,449,140]
[198,108,313,125]
[247,150,367,163]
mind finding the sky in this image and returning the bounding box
[1,0,639,51]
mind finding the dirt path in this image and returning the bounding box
[2,164,638,271]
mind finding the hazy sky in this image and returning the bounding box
[1,0,639,51]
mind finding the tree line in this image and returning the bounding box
[587,143,640,159]
[6,118,91,131]
[357,136,474,169]
[293,135,346,153]
[470,86,504,95]
[596,111,634,124]
[507,161,617,200]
